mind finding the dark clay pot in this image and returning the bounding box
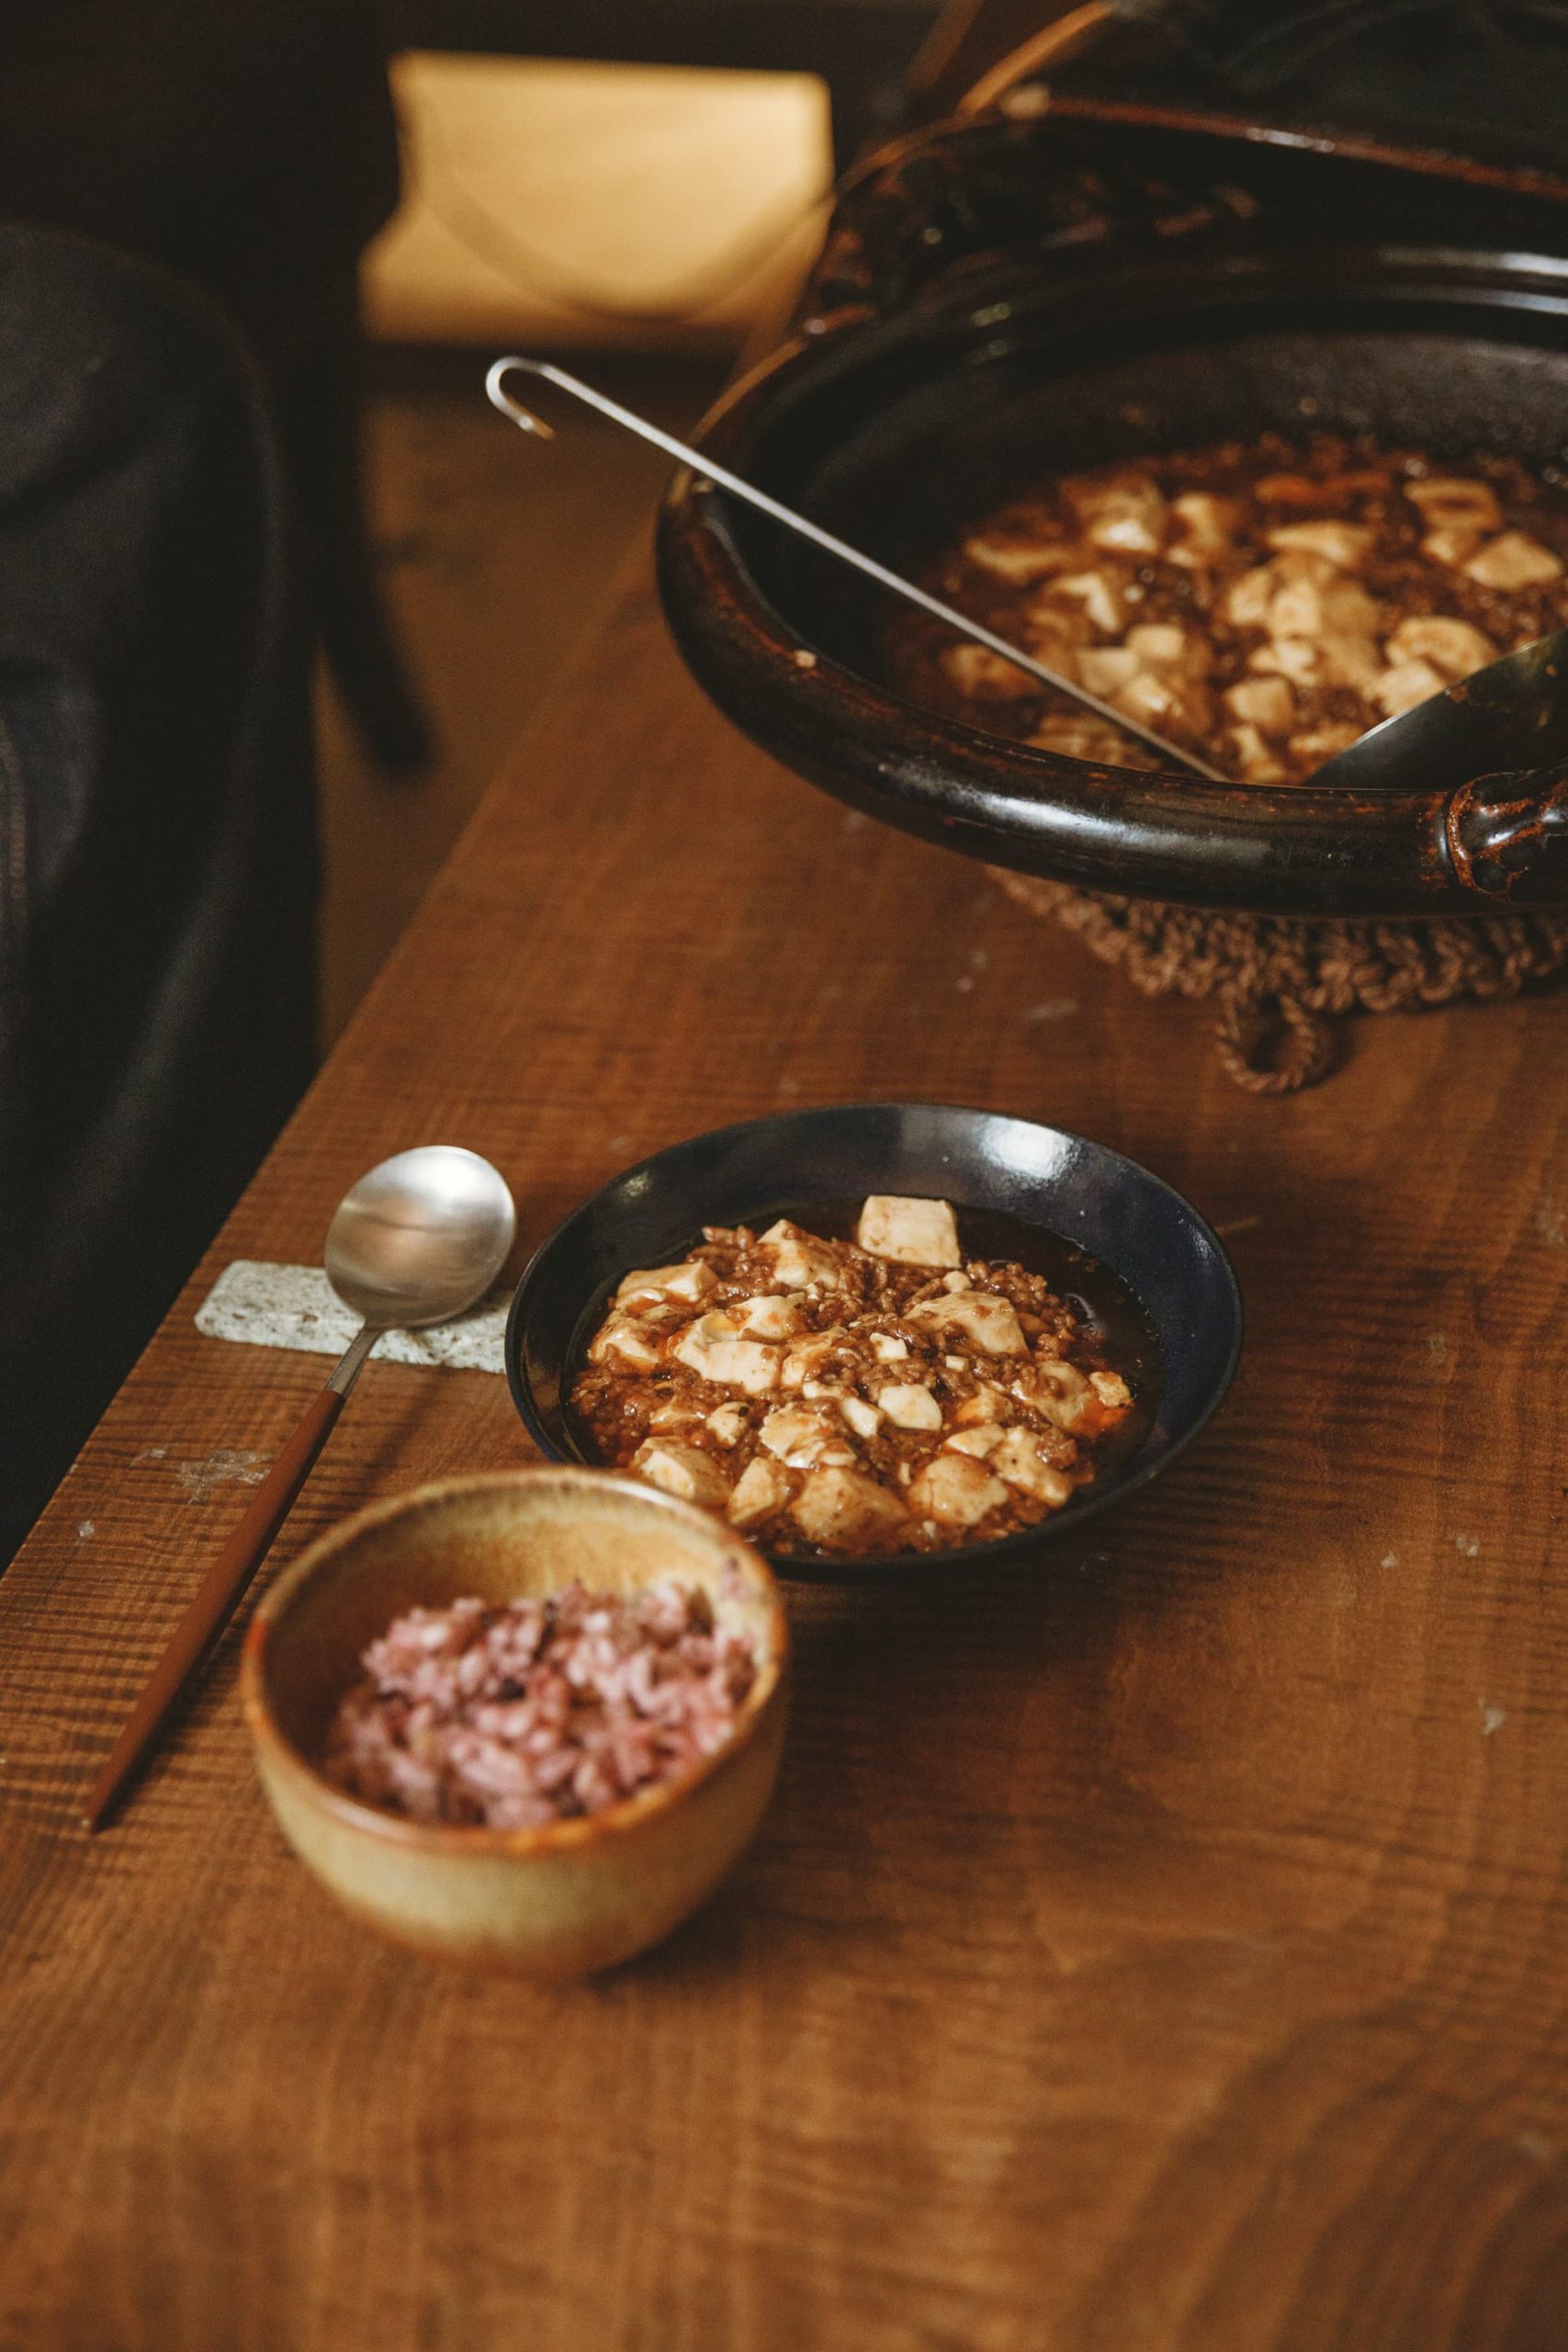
[656,108,1568,916]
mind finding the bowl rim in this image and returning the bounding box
[504,1100,1244,1578]
[240,1466,790,1857]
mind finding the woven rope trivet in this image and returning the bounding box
[992,871,1568,1094]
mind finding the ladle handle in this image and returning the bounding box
[1446,766,1568,904]
[83,1384,345,1830]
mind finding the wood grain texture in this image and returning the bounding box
[83,1382,345,1833]
[5,562,1568,2350]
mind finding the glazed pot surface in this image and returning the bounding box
[660,230,1568,914]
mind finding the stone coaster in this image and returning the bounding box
[195,1261,508,1374]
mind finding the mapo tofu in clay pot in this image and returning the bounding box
[570,1194,1148,1562]
[894,435,1568,784]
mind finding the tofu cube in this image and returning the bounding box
[789,1466,908,1549]
[909,1292,1027,1355]
[1265,572,1327,639]
[1249,636,1322,687]
[759,1404,838,1467]
[1031,716,1146,766]
[735,1294,798,1340]
[1371,659,1445,718]
[1167,491,1236,567]
[1317,633,1382,691]
[954,1387,1008,1425]
[1404,476,1503,532]
[855,1194,962,1269]
[648,1400,704,1430]
[988,1430,1073,1506]
[760,1220,840,1290]
[1025,1359,1094,1431]
[1321,580,1381,637]
[1116,669,1212,737]
[1224,675,1295,734]
[1386,615,1496,680]
[1068,474,1168,556]
[1289,723,1362,767]
[908,1453,1010,1529]
[615,1260,717,1308]
[588,1317,664,1373]
[944,1423,1004,1458]
[781,1331,841,1389]
[1225,566,1278,628]
[963,527,1073,584]
[876,1382,943,1432]
[1266,520,1372,570]
[840,1395,884,1441]
[1126,622,1208,677]
[1021,606,1090,668]
[727,1456,791,1528]
[1076,646,1142,698]
[672,1313,780,1395]
[631,1441,731,1510]
[1227,723,1286,784]
[1053,569,1127,634]
[1461,531,1563,589]
[1421,525,1483,570]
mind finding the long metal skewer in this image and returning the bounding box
[485,356,1226,783]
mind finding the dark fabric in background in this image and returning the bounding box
[1098,1,1568,172]
[0,229,316,1562]
[0,0,398,383]
[0,3,399,1557]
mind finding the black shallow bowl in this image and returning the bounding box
[505,1103,1242,1582]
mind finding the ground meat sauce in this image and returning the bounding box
[886,434,1568,783]
[325,1583,757,1829]
[570,1194,1150,1559]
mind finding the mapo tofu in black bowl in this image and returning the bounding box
[505,1104,1242,1581]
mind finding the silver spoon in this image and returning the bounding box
[485,354,1228,783]
[85,1146,517,1829]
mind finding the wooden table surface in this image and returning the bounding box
[6,558,1568,2352]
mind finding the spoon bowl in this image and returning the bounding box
[326,1145,518,1329]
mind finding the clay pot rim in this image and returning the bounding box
[657,231,1568,916]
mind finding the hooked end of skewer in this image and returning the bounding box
[485,356,556,439]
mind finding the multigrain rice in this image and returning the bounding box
[324,1583,757,1829]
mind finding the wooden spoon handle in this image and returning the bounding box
[83,1385,344,1831]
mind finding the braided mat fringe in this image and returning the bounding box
[992,871,1568,1095]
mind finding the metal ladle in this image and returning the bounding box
[1308,625,1568,793]
[485,355,1229,782]
[488,356,1568,804]
[85,1145,517,1829]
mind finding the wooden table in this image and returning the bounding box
[5,557,1568,2352]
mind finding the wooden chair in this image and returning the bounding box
[389,0,949,170]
